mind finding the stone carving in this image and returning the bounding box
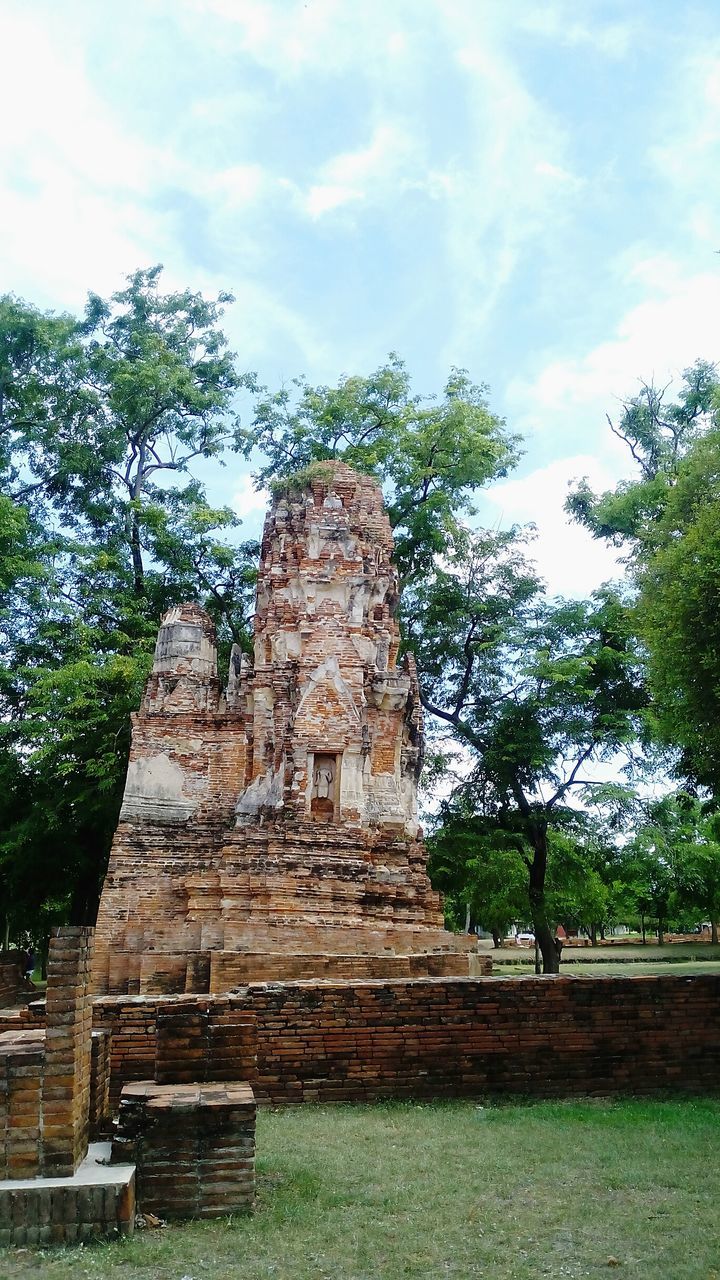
[92,462,479,994]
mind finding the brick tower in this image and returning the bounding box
[92,462,479,993]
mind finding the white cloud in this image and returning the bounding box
[0,12,153,193]
[515,5,632,58]
[426,15,587,357]
[232,474,270,520]
[301,124,418,219]
[182,0,414,77]
[210,164,269,207]
[0,9,174,306]
[483,456,624,598]
[650,49,720,191]
[523,268,720,418]
[534,160,585,189]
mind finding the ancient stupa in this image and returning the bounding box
[92,462,479,994]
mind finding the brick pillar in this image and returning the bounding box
[41,927,95,1176]
[0,1041,44,1179]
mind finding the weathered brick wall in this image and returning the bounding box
[94,974,720,1108]
[155,1005,256,1085]
[0,954,24,1007]
[0,929,97,1180]
[89,1030,112,1138]
[0,1032,44,1178]
[112,1081,255,1219]
[42,928,95,1176]
[0,1167,135,1248]
[93,995,257,1107]
[0,1002,45,1036]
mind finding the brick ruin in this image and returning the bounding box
[0,930,258,1244]
[111,1004,257,1221]
[0,928,135,1246]
[93,462,479,995]
[0,928,105,1181]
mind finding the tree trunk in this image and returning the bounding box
[641,913,646,944]
[492,929,501,949]
[129,445,147,596]
[657,919,664,945]
[528,820,559,974]
[129,508,145,596]
[590,923,598,947]
[711,918,718,946]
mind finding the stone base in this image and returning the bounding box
[210,947,490,987]
[0,1142,135,1247]
[112,1081,255,1219]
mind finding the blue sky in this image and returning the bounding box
[2,0,720,594]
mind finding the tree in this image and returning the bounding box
[629,791,720,944]
[427,806,528,945]
[406,531,647,972]
[544,820,613,945]
[674,819,720,945]
[0,269,258,931]
[568,361,720,789]
[251,356,519,584]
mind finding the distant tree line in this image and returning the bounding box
[2,267,719,970]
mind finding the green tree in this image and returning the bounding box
[545,821,613,945]
[568,361,720,788]
[0,268,258,932]
[674,822,720,945]
[251,356,519,584]
[427,807,528,945]
[629,791,720,944]
[407,532,646,972]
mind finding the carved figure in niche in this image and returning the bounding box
[311,753,337,821]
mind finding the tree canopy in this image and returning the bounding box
[0,268,258,932]
[252,357,519,583]
[568,360,720,790]
[405,530,647,970]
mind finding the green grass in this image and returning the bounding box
[491,943,720,978]
[498,961,720,977]
[2,1099,720,1279]
[490,943,720,965]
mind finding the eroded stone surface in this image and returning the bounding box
[93,463,477,993]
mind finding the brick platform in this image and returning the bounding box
[93,973,720,1108]
[0,1141,135,1247]
[112,1082,255,1219]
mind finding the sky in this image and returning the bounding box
[2,0,720,596]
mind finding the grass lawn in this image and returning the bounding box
[491,943,720,979]
[490,943,720,966]
[497,961,720,977]
[2,1098,719,1280]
